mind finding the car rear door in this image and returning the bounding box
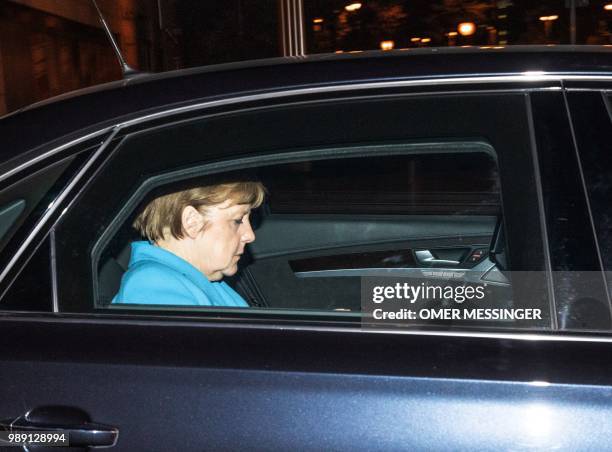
[2,77,612,451]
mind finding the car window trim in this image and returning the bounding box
[525,94,557,330]
[5,312,612,344]
[7,74,609,186]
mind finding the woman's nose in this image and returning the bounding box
[241,221,255,243]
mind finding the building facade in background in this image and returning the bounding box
[0,0,611,116]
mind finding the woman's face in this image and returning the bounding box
[194,200,255,281]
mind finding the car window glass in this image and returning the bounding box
[0,158,72,256]
[0,237,52,311]
[568,92,612,317]
[54,94,552,331]
[0,150,96,311]
[531,91,611,332]
[88,146,548,331]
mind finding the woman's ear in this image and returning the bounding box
[181,206,204,238]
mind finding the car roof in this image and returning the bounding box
[12,45,612,113]
[1,45,611,169]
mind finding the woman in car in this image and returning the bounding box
[112,180,265,306]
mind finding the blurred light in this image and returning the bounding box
[380,40,395,50]
[539,15,559,21]
[348,50,363,53]
[447,31,458,37]
[480,46,492,49]
[313,24,322,32]
[335,50,344,53]
[458,22,476,36]
[498,14,507,19]
[345,3,362,12]
[605,3,612,10]
[493,46,505,49]
[421,38,431,43]
[410,37,421,42]
[313,18,324,23]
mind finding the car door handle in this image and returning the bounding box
[415,250,460,266]
[0,406,118,448]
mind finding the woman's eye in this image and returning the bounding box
[234,219,243,225]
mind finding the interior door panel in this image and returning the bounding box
[241,215,497,310]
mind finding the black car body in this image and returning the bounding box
[0,46,612,450]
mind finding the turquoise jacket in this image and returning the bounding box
[112,241,249,307]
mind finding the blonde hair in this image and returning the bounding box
[134,181,265,242]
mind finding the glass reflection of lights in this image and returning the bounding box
[529,381,551,387]
[345,3,362,12]
[458,22,476,36]
[380,40,394,50]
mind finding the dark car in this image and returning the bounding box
[0,46,611,451]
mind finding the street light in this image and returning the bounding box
[605,3,612,10]
[458,22,476,36]
[345,3,362,12]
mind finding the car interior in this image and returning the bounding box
[95,148,515,322]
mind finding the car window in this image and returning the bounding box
[0,155,87,311]
[95,148,502,315]
[53,93,553,331]
[566,91,612,327]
